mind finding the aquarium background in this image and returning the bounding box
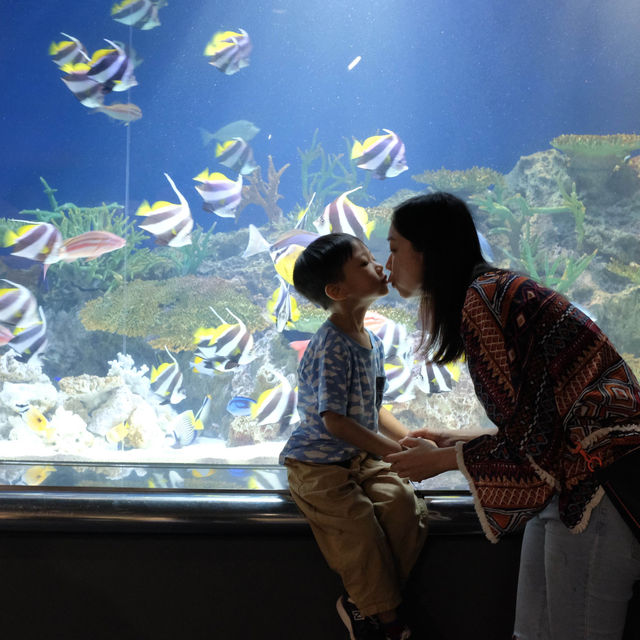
[0,0,639,488]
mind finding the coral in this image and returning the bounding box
[590,284,640,355]
[235,156,290,225]
[79,275,267,351]
[606,259,640,285]
[550,134,640,160]
[297,129,371,220]
[622,353,640,382]
[0,352,48,384]
[412,166,505,197]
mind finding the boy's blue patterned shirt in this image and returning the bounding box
[279,320,387,464]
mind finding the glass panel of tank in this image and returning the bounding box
[1,1,639,488]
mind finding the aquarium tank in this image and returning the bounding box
[0,0,639,490]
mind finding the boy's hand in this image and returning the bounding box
[384,438,457,482]
[410,428,458,448]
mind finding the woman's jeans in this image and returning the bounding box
[513,493,640,639]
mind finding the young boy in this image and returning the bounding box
[280,233,428,640]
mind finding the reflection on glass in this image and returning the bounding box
[1,3,639,490]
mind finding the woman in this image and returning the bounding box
[384,192,640,640]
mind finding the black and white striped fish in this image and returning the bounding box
[49,33,89,67]
[111,0,164,30]
[150,348,186,405]
[0,280,40,327]
[351,128,408,180]
[251,370,299,431]
[215,138,258,175]
[268,275,299,332]
[4,221,63,267]
[193,169,243,218]
[313,187,375,241]
[191,308,255,375]
[415,361,461,394]
[136,173,193,247]
[204,29,252,76]
[86,39,137,94]
[9,306,47,362]
[60,64,105,107]
[363,311,412,361]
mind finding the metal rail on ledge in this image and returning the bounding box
[0,487,480,535]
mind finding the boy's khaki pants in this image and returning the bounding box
[285,453,428,617]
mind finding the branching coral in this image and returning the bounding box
[550,134,640,160]
[79,275,268,351]
[298,129,371,219]
[235,156,290,225]
[606,259,640,284]
[412,166,505,197]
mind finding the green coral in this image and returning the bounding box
[550,134,640,159]
[79,275,268,351]
[297,129,371,221]
[411,166,505,197]
[471,182,595,294]
[606,259,640,284]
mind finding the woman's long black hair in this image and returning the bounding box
[391,192,493,364]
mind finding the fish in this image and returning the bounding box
[415,360,461,394]
[171,409,204,447]
[191,308,255,375]
[363,311,412,361]
[267,275,300,332]
[195,394,213,429]
[351,128,408,180]
[105,420,130,444]
[58,231,126,262]
[192,468,217,478]
[251,371,299,430]
[242,225,319,285]
[22,465,56,486]
[193,169,243,218]
[347,55,362,71]
[137,173,193,247]
[49,33,89,67]
[478,231,494,262]
[226,396,257,417]
[313,187,375,241]
[4,221,63,266]
[91,102,142,124]
[9,305,47,362]
[0,279,40,327]
[383,362,417,404]
[111,0,165,30]
[215,138,258,175]
[0,325,14,346]
[150,347,186,404]
[200,120,260,147]
[288,339,310,362]
[294,192,316,229]
[60,63,105,108]
[21,406,54,440]
[86,39,137,94]
[204,29,252,75]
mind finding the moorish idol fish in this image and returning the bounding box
[150,347,186,405]
[137,173,193,247]
[86,39,137,94]
[415,360,461,394]
[4,221,63,267]
[193,169,243,218]
[0,280,40,327]
[191,308,255,375]
[313,187,375,241]
[215,137,258,175]
[267,275,300,332]
[363,311,412,361]
[351,128,408,180]
[49,33,89,67]
[9,305,47,362]
[251,370,299,430]
[242,225,319,285]
[204,29,252,76]
[111,0,165,30]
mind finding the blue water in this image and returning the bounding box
[2,0,640,228]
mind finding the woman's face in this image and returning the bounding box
[386,223,424,298]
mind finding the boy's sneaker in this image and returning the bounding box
[380,619,412,640]
[336,593,384,640]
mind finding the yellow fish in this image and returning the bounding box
[106,421,130,444]
[23,407,55,441]
[22,465,56,486]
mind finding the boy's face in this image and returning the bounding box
[334,240,389,302]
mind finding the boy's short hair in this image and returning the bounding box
[293,233,360,309]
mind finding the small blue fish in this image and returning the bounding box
[226,395,257,417]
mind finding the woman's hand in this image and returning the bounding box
[384,437,458,481]
[409,428,459,448]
